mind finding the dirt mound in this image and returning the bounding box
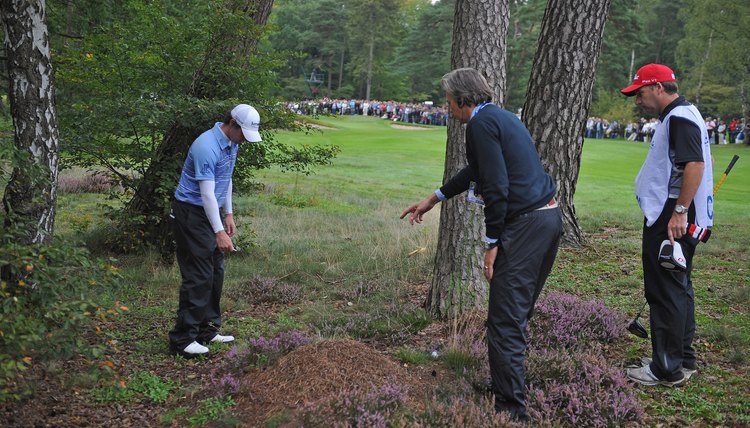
[234,339,432,426]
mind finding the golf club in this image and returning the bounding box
[627,301,649,339]
[713,154,740,194]
[627,154,740,339]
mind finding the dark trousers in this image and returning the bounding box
[488,207,562,420]
[168,200,225,350]
[642,198,698,381]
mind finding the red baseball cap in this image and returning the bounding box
[621,64,676,96]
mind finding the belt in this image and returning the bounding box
[535,197,558,211]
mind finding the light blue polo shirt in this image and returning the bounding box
[174,123,238,207]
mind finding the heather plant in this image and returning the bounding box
[209,373,241,397]
[247,329,311,354]
[223,330,312,368]
[228,275,302,304]
[58,173,117,194]
[301,383,408,427]
[526,349,645,427]
[529,291,627,351]
[335,280,380,302]
[311,305,430,344]
[396,394,522,428]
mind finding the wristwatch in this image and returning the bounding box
[674,204,688,214]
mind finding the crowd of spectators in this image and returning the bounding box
[587,116,748,145]
[705,117,748,144]
[286,99,749,145]
[286,98,449,126]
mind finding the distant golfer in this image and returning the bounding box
[620,64,713,386]
[401,68,562,422]
[168,104,262,357]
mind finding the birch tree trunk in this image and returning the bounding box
[365,36,374,101]
[1,0,60,246]
[427,0,509,319]
[694,29,714,106]
[522,0,612,247]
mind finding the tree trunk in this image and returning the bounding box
[522,0,612,248]
[365,36,374,101]
[338,36,345,90]
[327,55,333,93]
[694,29,714,106]
[427,0,509,319]
[1,0,60,246]
[123,0,275,259]
[742,65,749,127]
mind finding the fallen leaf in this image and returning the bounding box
[408,247,427,257]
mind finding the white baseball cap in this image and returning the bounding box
[231,104,262,142]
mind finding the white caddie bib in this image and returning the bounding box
[635,104,714,228]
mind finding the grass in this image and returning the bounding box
[45,115,750,425]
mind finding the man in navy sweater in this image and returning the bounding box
[401,68,562,421]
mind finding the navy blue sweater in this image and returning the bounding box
[439,104,556,239]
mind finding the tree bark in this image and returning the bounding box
[365,36,374,101]
[427,0,508,319]
[338,41,345,90]
[123,0,274,258]
[327,55,333,93]
[522,0,612,248]
[1,0,60,246]
[694,29,714,106]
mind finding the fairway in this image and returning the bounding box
[263,115,750,226]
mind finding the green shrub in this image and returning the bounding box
[92,371,176,404]
[0,225,125,400]
[393,347,433,365]
[186,396,236,427]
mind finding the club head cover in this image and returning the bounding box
[687,223,711,243]
[658,240,687,272]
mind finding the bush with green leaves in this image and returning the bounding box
[51,0,339,254]
[0,225,125,400]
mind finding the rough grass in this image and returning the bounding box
[8,115,749,426]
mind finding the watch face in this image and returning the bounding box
[675,205,687,214]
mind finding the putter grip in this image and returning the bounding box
[724,154,740,175]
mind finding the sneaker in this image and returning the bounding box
[640,357,697,380]
[626,365,686,387]
[210,334,235,343]
[682,367,697,380]
[171,341,209,358]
